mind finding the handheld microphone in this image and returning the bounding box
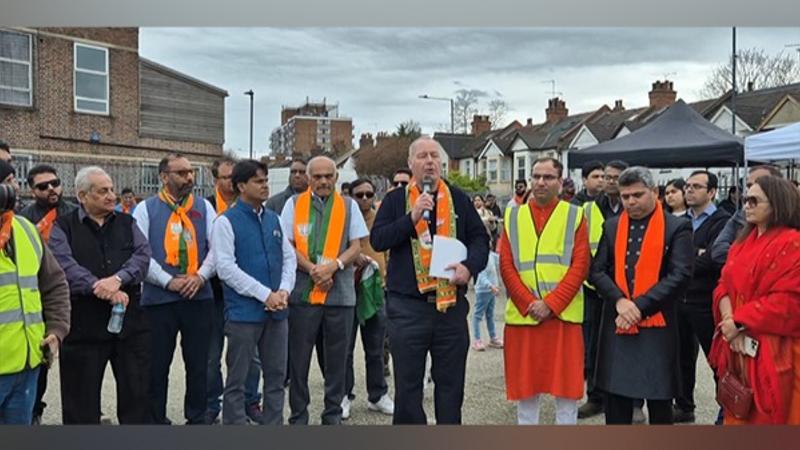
[422,176,432,221]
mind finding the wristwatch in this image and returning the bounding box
[114,275,123,284]
[336,258,345,271]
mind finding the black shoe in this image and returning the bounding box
[672,406,695,424]
[578,400,603,419]
[31,415,42,425]
[205,411,220,425]
[246,402,263,424]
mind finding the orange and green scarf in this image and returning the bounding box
[159,189,199,275]
[294,190,346,305]
[406,179,457,312]
[614,201,667,334]
[0,211,15,252]
[36,208,58,243]
[215,188,230,214]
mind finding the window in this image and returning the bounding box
[488,158,498,183]
[74,43,108,114]
[141,163,159,196]
[516,155,526,181]
[501,158,511,182]
[441,162,448,177]
[463,159,473,178]
[0,30,32,106]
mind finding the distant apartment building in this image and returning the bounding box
[270,99,353,157]
[0,27,227,198]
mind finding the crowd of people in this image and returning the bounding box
[0,135,799,426]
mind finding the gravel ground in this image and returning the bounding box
[40,291,718,425]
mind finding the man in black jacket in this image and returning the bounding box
[571,160,605,206]
[672,170,730,423]
[49,167,152,423]
[371,136,489,425]
[589,166,693,425]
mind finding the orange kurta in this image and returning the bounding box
[500,198,590,401]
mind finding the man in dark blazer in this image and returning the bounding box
[589,166,693,425]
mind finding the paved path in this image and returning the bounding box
[40,293,718,425]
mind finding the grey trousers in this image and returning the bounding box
[222,319,288,425]
[288,304,354,425]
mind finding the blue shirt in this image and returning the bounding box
[687,203,717,232]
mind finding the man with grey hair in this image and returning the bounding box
[589,166,693,425]
[280,155,369,425]
[49,166,153,423]
[371,136,489,424]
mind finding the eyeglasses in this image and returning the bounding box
[684,183,708,191]
[33,179,61,191]
[394,181,409,188]
[744,195,768,208]
[354,192,375,199]
[165,169,196,178]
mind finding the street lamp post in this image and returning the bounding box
[419,94,454,133]
[244,90,254,159]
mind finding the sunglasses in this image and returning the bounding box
[744,195,768,208]
[394,181,409,188]
[354,192,375,199]
[34,179,61,191]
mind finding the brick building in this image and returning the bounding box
[269,99,353,157]
[0,27,227,198]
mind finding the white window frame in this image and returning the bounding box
[516,155,526,181]
[501,158,512,182]
[0,30,33,107]
[488,158,498,183]
[463,159,473,178]
[141,162,160,195]
[73,42,109,115]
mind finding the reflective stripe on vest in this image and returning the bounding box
[0,217,45,375]
[583,200,605,289]
[504,201,584,326]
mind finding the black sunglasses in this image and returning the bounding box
[744,195,768,208]
[394,181,409,188]
[354,192,375,199]
[34,179,61,191]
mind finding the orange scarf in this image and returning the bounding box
[294,190,346,305]
[215,188,229,214]
[159,190,199,275]
[614,201,667,334]
[36,208,57,243]
[407,179,457,312]
[0,211,15,252]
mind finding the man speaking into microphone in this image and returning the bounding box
[371,136,489,424]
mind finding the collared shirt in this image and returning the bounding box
[211,205,297,303]
[279,192,369,243]
[687,203,717,232]
[131,196,217,288]
[49,207,151,296]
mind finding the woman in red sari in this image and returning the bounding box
[709,175,800,424]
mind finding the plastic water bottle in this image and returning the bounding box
[107,303,126,334]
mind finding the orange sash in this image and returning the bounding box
[294,190,346,305]
[36,208,58,243]
[215,188,229,214]
[0,211,15,251]
[407,179,457,312]
[159,191,199,275]
[614,201,667,334]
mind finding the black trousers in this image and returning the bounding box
[582,286,604,404]
[288,304,353,425]
[675,300,715,412]
[33,365,48,419]
[345,305,388,403]
[605,393,673,425]
[386,293,469,425]
[59,332,152,424]
[146,300,213,425]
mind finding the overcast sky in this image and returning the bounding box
[139,28,800,158]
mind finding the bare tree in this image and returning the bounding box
[486,98,509,130]
[453,89,487,133]
[700,47,800,98]
[395,119,422,138]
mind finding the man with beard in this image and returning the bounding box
[20,164,77,424]
[132,153,217,425]
[266,158,309,214]
[506,179,529,209]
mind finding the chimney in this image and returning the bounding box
[545,97,568,123]
[526,118,533,126]
[648,80,677,109]
[376,131,391,146]
[613,99,625,112]
[358,133,374,150]
[471,115,492,136]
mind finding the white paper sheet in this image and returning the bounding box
[429,235,467,279]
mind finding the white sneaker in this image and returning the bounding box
[341,396,351,420]
[368,394,395,415]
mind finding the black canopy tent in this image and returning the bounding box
[567,100,745,169]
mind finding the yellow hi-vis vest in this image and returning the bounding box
[504,201,584,326]
[0,216,45,375]
[583,201,604,258]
